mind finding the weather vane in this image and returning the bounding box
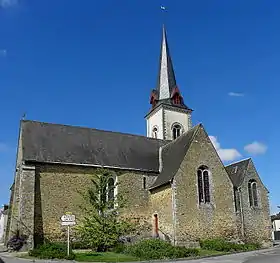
[160,5,167,25]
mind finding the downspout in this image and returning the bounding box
[238,187,245,239]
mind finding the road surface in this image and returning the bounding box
[0,247,280,263]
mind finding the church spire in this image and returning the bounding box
[148,25,190,111]
[157,25,177,100]
[145,24,193,140]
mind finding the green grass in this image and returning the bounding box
[75,252,141,262]
[17,250,230,262]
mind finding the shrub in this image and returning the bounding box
[124,239,199,260]
[29,242,75,260]
[7,230,27,251]
[71,241,91,250]
[200,239,261,252]
[111,243,126,253]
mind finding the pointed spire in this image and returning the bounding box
[145,24,192,118]
[157,25,177,100]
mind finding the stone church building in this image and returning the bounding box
[5,26,272,249]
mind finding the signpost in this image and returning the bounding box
[61,213,76,256]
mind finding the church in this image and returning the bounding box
[5,25,272,250]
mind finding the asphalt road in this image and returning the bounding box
[0,247,280,263]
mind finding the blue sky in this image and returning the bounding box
[0,0,279,213]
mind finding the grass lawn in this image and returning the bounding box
[75,252,140,262]
[15,249,232,262]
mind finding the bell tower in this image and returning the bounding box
[145,25,193,140]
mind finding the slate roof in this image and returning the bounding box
[150,124,201,190]
[145,26,191,118]
[21,120,167,172]
[225,158,251,187]
[156,25,177,99]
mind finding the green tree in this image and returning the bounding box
[76,168,134,252]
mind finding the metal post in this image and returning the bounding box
[67,225,70,256]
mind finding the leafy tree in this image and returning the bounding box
[76,168,134,252]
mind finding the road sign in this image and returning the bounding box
[61,214,75,222]
[60,214,76,256]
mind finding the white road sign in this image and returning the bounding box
[61,214,75,222]
[60,213,76,256]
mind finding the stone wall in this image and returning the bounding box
[5,121,24,245]
[5,167,21,243]
[35,164,156,244]
[239,161,272,246]
[150,184,174,242]
[173,125,238,246]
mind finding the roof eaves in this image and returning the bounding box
[25,160,160,174]
[149,180,172,191]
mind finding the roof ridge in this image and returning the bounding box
[21,119,167,143]
[225,157,251,167]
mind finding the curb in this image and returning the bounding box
[1,246,279,263]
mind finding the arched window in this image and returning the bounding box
[107,177,115,209]
[152,127,158,139]
[172,124,182,140]
[248,179,258,207]
[197,166,210,203]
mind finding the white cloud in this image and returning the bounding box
[0,49,7,57]
[0,0,17,8]
[228,92,244,97]
[209,136,242,162]
[244,141,267,155]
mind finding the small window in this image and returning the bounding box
[143,177,147,189]
[197,166,210,204]
[172,124,182,140]
[152,127,158,139]
[248,179,258,207]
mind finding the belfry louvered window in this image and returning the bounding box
[197,166,211,203]
[172,124,182,140]
[248,179,258,207]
